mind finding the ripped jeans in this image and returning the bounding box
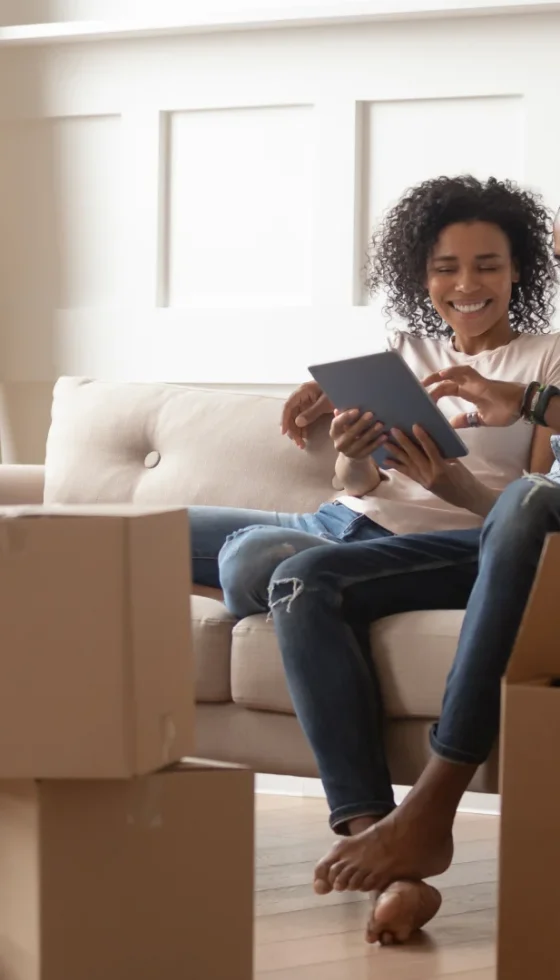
[190,478,560,832]
[190,500,481,829]
[189,501,393,600]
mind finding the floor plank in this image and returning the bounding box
[254,794,498,979]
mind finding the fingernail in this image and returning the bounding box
[295,415,306,426]
[364,412,373,420]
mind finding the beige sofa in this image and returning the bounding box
[0,377,498,793]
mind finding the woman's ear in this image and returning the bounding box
[511,259,520,283]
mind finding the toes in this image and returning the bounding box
[366,883,411,946]
[313,853,337,895]
[366,921,397,946]
[367,881,443,945]
[348,869,369,891]
[329,860,355,891]
[360,871,379,893]
[365,909,382,945]
[313,877,332,895]
[365,903,396,946]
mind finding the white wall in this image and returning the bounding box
[2,0,560,26]
[0,7,559,459]
[1,0,559,25]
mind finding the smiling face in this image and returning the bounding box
[426,221,519,346]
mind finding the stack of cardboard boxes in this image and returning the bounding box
[0,506,254,980]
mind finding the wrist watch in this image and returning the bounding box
[521,383,560,426]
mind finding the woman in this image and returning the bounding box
[190,175,560,942]
[192,176,559,606]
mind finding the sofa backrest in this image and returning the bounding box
[44,378,338,512]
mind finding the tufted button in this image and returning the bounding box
[144,451,161,469]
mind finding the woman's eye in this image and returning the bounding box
[435,267,454,274]
[479,266,499,272]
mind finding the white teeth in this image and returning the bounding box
[452,301,488,313]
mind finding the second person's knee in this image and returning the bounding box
[483,476,558,548]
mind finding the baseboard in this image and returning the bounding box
[256,774,500,816]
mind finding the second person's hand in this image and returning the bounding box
[423,365,525,428]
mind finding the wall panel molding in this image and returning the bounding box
[0,10,558,392]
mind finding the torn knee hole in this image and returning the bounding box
[267,577,304,617]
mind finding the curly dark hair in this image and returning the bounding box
[366,175,557,337]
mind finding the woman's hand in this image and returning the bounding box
[332,409,385,496]
[423,365,525,428]
[385,425,498,517]
[330,409,387,459]
[281,381,334,449]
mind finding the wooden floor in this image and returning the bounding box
[254,794,498,980]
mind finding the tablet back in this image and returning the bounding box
[308,351,468,467]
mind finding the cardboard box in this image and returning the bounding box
[0,760,254,980]
[498,533,560,980]
[0,505,194,777]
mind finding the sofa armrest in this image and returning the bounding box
[0,465,45,504]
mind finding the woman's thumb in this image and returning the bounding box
[295,404,319,427]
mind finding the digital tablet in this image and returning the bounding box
[308,351,468,468]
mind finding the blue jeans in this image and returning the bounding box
[261,477,560,831]
[264,529,481,830]
[190,501,393,607]
[431,475,560,765]
[190,500,482,829]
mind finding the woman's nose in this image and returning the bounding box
[455,272,480,293]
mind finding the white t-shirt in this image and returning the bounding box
[337,330,560,534]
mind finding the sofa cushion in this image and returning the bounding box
[44,378,337,513]
[191,595,236,703]
[231,608,466,719]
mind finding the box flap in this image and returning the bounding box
[506,533,560,684]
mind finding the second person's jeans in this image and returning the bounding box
[431,475,560,763]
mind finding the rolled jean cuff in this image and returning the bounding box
[329,801,395,836]
[429,723,487,766]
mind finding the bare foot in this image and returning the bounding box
[366,881,442,945]
[313,809,453,895]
